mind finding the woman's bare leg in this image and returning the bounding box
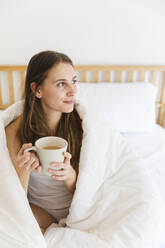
[30,203,57,234]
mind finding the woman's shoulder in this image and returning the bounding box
[5,115,22,135]
[5,115,22,149]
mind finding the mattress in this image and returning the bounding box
[123,124,165,248]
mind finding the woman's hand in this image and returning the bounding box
[49,152,77,193]
[16,143,42,174]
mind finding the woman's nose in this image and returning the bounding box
[67,84,77,96]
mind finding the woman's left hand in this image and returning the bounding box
[49,152,77,193]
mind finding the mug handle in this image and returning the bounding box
[24,146,37,154]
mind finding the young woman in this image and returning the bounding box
[5,51,83,234]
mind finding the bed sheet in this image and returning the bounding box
[123,124,165,248]
[123,124,165,201]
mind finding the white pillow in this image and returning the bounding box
[76,82,157,133]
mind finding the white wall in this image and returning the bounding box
[0,0,164,65]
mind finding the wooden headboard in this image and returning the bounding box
[0,65,165,127]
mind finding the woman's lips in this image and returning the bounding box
[63,100,74,104]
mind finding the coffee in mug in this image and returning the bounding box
[24,136,68,175]
[43,145,61,150]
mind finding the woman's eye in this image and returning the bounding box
[57,82,65,87]
[57,79,77,87]
[72,79,77,84]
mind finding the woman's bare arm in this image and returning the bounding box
[5,117,32,193]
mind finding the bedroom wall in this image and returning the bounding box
[0,0,164,65]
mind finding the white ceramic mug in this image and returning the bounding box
[24,136,68,176]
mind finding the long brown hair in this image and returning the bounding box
[19,51,83,172]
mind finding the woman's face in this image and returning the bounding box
[36,63,77,114]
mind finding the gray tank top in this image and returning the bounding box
[28,171,73,222]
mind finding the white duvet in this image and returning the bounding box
[0,100,165,248]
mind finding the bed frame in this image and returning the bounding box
[0,65,165,127]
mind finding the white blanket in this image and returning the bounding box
[0,100,165,248]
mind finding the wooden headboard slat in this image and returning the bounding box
[0,66,27,71]
[1,65,165,71]
[140,71,145,81]
[128,71,134,82]
[82,71,87,82]
[105,71,110,82]
[8,71,15,104]
[116,71,122,82]
[94,71,99,83]
[75,65,165,71]
[152,71,157,85]
[158,72,165,126]
[20,70,25,98]
[0,78,2,106]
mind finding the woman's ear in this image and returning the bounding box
[30,82,42,98]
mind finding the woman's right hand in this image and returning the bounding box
[16,143,42,173]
